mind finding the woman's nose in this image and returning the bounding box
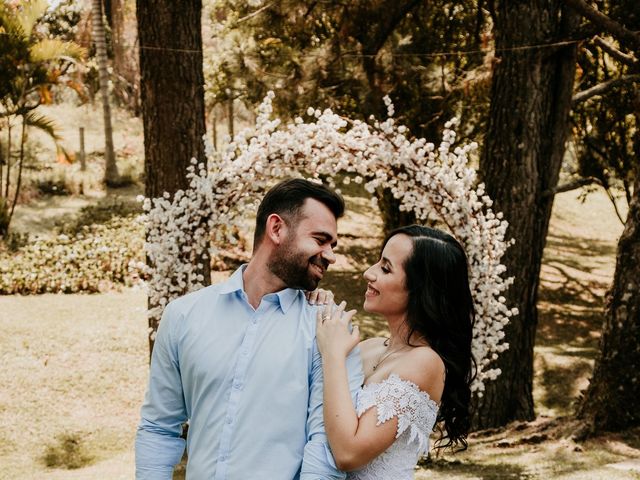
[363,266,375,281]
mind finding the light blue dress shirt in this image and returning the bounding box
[136,265,364,479]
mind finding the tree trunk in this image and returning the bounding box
[577,139,640,433]
[227,98,234,138]
[109,0,140,111]
[377,188,417,236]
[137,0,208,355]
[92,0,119,186]
[474,1,579,429]
[109,0,126,76]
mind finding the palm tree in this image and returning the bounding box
[0,0,86,236]
[91,0,119,186]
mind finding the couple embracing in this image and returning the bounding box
[135,179,475,479]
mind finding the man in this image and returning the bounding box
[136,179,364,479]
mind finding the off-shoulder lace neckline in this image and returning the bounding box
[362,373,440,410]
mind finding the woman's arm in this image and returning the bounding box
[316,303,445,471]
[321,351,398,470]
[316,302,397,470]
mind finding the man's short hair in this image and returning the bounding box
[253,178,345,247]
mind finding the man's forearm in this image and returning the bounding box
[135,426,186,480]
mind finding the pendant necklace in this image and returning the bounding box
[372,338,408,371]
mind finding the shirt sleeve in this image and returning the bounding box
[135,301,188,479]
[300,318,364,479]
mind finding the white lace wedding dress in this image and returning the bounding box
[346,374,439,480]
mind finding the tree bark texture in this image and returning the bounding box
[475,1,579,429]
[577,151,640,433]
[137,0,206,198]
[91,0,119,185]
[109,0,140,111]
[137,0,208,354]
[377,188,417,236]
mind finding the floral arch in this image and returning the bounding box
[142,93,517,394]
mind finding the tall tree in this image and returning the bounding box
[207,0,488,232]
[577,155,639,433]
[137,0,208,353]
[91,0,119,185]
[475,1,579,428]
[569,0,640,435]
[104,0,140,111]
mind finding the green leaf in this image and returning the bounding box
[0,3,28,41]
[23,111,62,142]
[15,0,49,38]
[30,39,86,63]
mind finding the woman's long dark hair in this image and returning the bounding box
[382,225,475,451]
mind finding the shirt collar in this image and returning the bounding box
[219,265,301,314]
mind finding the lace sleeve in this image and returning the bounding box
[356,374,438,455]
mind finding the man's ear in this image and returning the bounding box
[265,213,287,245]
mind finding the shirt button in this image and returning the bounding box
[226,416,233,424]
[242,350,249,356]
[233,382,241,389]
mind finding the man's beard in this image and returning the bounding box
[268,238,328,291]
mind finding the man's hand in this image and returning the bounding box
[305,288,334,305]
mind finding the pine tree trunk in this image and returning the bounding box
[577,162,640,433]
[377,188,417,236]
[109,0,140,111]
[92,0,119,186]
[474,1,579,429]
[110,0,127,81]
[137,0,209,355]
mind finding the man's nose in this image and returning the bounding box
[322,247,336,264]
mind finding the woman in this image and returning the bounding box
[314,225,475,478]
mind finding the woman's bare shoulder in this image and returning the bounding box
[391,346,446,401]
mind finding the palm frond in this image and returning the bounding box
[23,111,62,142]
[30,39,86,63]
[15,0,49,39]
[0,3,28,41]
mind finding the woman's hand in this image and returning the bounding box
[305,288,334,305]
[316,301,360,360]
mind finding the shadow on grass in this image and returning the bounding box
[56,195,144,234]
[420,457,536,479]
[537,232,609,349]
[536,355,593,414]
[544,233,616,273]
[43,432,94,470]
[537,291,604,350]
[336,242,380,270]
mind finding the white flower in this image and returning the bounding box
[141,93,515,394]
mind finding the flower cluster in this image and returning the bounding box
[141,92,517,392]
[0,216,144,294]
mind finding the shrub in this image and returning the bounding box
[0,214,144,294]
[56,197,143,234]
